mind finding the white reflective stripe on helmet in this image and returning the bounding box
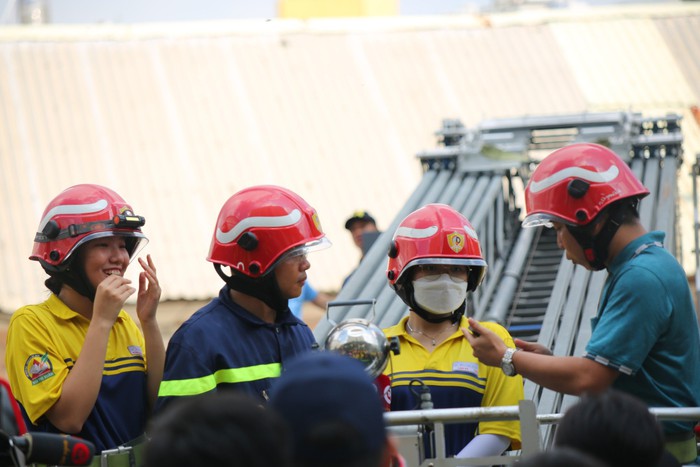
[528,165,619,193]
[38,199,109,232]
[393,225,438,240]
[464,225,478,240]
[216,209,302,245]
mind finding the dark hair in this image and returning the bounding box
[555,390,664,467]
[517,447,609,467]
[144,392,292,467]
[606,198,641,226]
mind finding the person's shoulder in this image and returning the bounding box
[383,316,407,337]
[169,299,225,338]
[617,242,682,287]
[623,231,676,267]
[11,304,43,320]
[10,295,66,324]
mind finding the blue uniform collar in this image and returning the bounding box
[218,286,300,326]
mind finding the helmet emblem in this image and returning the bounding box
[529,165,619,193]
[311,212,322,233]
[447,232,465,253]
[394,225,438,240]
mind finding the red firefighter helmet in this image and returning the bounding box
[523,143,649,228]
[30,184,147,270]
[386,203,486,293]
[207,185,330,278]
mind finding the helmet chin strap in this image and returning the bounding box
[214,264,289,314]
[411,303,465,324]
[65,268,97,301]
[567,205,627,271]
[43,255,97,301]
[43,240,144,303]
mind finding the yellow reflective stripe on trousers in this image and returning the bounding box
[157,362,282,397]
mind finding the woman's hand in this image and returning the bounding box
[136,254,161,324]
[92,275,135,327]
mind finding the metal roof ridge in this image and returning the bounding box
[1,4,699,42]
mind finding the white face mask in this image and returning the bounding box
[412,274,468,315]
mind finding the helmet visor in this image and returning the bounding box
[397,257,487,283]
[522,212,574,229]
[268,237,332,274]
[65,231,149,264]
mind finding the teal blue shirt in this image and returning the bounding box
[585,231,700,434]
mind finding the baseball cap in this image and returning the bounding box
[344,211,376,230]
[268,351,386,464]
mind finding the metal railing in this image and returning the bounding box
[385,403,700,467]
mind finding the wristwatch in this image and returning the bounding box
[500,347,519,376]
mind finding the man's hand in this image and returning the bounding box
[461,318,509,367]
[513,338,553,356]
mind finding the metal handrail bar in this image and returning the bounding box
[385,405,700,425]
[385,405,522,426]
[535,407,700,425]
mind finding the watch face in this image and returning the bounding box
[502,362,516,376]
[501,348,517,376]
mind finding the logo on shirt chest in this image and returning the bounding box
[452,361,479,375]
[24,353,55,385]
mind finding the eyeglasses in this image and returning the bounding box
[413,264,468,279]
[280,248,309,265]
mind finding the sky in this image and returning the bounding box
[0,0,679,25]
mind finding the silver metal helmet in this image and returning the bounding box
[324,318,392,379]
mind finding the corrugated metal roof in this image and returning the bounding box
[1,5,699,313]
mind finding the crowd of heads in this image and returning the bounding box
[144,380,683,467]
[144,351,398,467]
[516,389,681,467]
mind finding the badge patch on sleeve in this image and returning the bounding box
[24,353,55,385]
